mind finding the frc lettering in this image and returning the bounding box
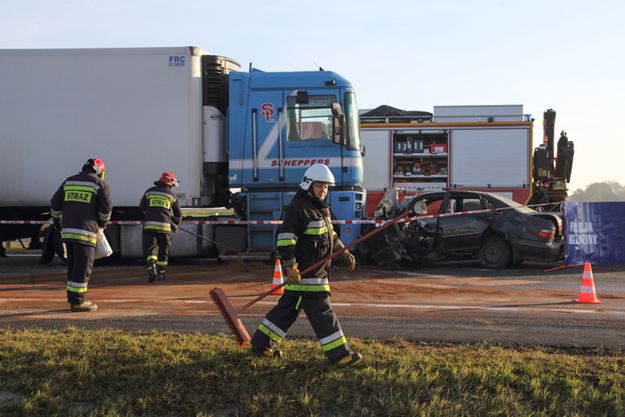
[64,191,92,203]
[149,198,172,209]
[168,56,186,67]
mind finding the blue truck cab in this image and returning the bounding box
[227,68,366,250]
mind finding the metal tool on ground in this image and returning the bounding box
[210,210,413,346]
[178,227,248,271]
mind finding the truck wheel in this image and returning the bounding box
[479,236,511,269]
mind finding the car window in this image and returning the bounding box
[484,193,535,214]
[450,197,482,213]
[426,198,445,215]
[460,198,483,212]
[411,196,445,215]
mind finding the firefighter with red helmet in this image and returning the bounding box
[140,172,182,282]
[50,157,112,312]
[250,164,362,366]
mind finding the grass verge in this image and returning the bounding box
[0,327,624,416]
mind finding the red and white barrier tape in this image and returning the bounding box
[0,202,563,226]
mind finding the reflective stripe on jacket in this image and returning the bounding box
[50,172,112,247]
[277,188,345,295]
[140,182,182,234]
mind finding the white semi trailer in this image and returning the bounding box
[0,47,366,257]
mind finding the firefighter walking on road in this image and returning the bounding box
[251,164,362,366]
[50,157,112,312]
[140,172,182,282]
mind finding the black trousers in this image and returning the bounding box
[66,242,95,304]
[142,232,171,272]
[251,292,352,362]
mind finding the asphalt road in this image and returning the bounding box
[1,253,625,348]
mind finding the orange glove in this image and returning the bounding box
[286,263,301,284]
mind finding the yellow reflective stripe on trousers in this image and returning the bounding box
[321,336,347,352]
[258,323,285,343]
[285,283,331,292]
[285,277,330,292]
[144,221,171,232]
[320,330,347,352]
[62,233,97,245]
[67,281,88,293]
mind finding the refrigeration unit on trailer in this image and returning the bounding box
[0,47,366,257]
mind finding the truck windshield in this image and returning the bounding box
[286,95,334,141]
[344,91,361,151]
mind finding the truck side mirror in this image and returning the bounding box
[331,103,345,145]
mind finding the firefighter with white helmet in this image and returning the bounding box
[50,157,112,312]
[251,163,362,366]
[140,171,182,282]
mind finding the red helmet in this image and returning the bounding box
[84,157,106,179]
[159,171,179,187]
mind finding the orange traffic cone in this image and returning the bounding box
[271,258,284,295]
[575,261,601,304]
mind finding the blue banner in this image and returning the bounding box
[565,201,625,265]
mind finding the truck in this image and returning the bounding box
[360,104,572,216]
[0,47,366,257]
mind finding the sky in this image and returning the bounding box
[2,0,624,192]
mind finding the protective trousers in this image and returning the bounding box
[142,232,171,273]
[66,242,95,304]
[251,293,353,363]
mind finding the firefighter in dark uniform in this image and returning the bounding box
[140,172,182,282]
[251,164,363,366]
[50,157,112,312]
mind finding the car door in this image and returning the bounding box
[436,194,489,252]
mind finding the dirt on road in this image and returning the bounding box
[2,256,625,347]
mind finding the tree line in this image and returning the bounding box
[568,181,625,202]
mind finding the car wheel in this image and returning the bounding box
[479,236,511,269]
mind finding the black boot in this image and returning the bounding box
[252,347,283,360]
[147,259,158,282]
[156,267,166,281]
[334,352,363,367]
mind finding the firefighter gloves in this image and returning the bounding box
[286,263,302,284]
[337,250,356,271]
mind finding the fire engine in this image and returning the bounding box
[360,105,573,216]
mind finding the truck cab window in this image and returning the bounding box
[286,95,334,141]
[344,91,361,151]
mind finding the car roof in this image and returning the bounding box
[416,190,489,198]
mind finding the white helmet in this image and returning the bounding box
[299,164,335,190]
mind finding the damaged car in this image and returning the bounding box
[358,189,564,269]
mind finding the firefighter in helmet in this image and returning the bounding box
[50,157,112,312]
[250,163,363,366]
[140,172,182,282]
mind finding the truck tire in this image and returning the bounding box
[479,236,511,269]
